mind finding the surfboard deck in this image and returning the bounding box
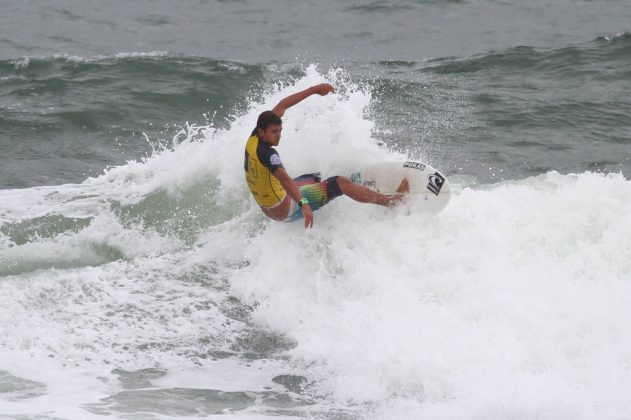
[349,161,450,213]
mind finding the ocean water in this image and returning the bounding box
[1,1,631,419]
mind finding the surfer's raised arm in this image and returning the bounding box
[271,83,335,117]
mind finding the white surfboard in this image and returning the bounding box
[349,161,451,213]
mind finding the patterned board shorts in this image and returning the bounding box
[284,173,343,222]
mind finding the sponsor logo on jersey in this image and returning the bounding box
[403,161,426,171]
[270,154,282,166]
[427,172,445,195]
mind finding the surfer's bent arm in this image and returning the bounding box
[274,168,307,205]
[274,168,314,227]
[272,83,335,117]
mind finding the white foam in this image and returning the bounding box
[231,171,631,419]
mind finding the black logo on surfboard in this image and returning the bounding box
[362,180,378,191]
[427,172,445,195]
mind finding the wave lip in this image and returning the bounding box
[365,32,631,83]
[418,32,631,78]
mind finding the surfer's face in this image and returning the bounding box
[258,124,282,146]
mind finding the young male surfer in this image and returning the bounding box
[244,83,407,229]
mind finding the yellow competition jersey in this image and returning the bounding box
[244,132,286,207]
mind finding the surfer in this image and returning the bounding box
[244,83,408,229]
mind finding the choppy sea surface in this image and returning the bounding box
[1,1,631,419]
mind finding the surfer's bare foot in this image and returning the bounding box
[396,178,409,194]
[387,179,409,207]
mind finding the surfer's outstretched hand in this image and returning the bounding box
[303,205,314,229]
[311,83,335,96]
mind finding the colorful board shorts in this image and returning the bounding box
[284,173,343,222]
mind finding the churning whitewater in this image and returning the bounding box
[2,67,631,419]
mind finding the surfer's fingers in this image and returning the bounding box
[304,213,314,229]
[315,83,335,95]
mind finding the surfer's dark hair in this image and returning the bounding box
[256,111,282,131]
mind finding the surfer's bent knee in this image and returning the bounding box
[324,176,344,199]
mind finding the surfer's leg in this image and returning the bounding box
[286,176,343,219]
[336,176,408,207]
[302,177,343,210]
[281,176,341,223]
[293,172,321,187]
[283,175,408,222]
